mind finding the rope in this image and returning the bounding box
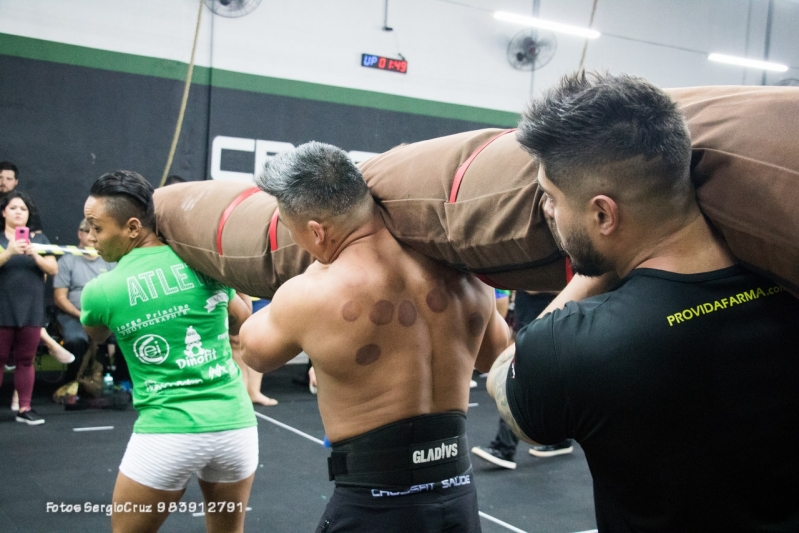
[578,0,599,71]
[159,0,205,187]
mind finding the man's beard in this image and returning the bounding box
[548,218,612,277]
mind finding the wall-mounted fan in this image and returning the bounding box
[507,29,557,71]
[204,0,262,18]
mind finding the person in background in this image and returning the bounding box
[0,161,20,194]
[0,191,58,425]
[1,162,73,411]
[0,161,43,231]
[53,218,116,384]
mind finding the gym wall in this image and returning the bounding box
[1,0,797,244]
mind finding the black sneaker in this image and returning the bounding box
[471,446,516,469]
[16,409,45,426]
[529,439,573,458]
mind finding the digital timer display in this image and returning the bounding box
[361,54,408,74]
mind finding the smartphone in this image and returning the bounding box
[14,226,30,243]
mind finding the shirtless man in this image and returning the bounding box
[241,141,510,533]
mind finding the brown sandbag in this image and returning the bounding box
[668,85,799,293]
[154,85,799,297]
[154,129,565,298]
[154,181,314,298]
[360,128,566,290]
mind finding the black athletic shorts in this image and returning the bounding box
[315,470,481,533]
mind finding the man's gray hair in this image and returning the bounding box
[255,141,369,219]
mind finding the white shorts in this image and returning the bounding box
[119,426,259,491]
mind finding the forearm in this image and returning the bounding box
[84,325,111,344]
[54,293,81,318]
[33,254,58,276]
[536,272,618,319]
[0,249,11,268]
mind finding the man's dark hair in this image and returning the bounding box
[89,170,156,230]
[164,174,187,186]
[255,142,369,219]
[517,71,692,208]
[0,161,19,179]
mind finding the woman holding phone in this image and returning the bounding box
[0,191,58,425]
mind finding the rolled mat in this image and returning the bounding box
[154,85,799,298]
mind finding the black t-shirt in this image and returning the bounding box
[508,266,799,532]
[0,232,52,327]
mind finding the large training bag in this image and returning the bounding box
[154,85,799,297]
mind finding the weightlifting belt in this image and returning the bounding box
[327,411,471,488]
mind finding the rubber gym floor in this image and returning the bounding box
[0,364,596,533]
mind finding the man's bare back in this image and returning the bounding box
[243,224,508,442]
[246,141,508,531]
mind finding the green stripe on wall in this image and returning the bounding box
[0,32,519,126]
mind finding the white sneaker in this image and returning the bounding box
[471,446,517,469]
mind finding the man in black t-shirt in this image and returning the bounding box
[488,72,799,532]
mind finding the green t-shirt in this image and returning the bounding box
[81,245,255,434]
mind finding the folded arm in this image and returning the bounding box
[54,287,81,318]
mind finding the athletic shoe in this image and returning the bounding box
[529,439,573,458]
[16,409,45,425]
[471,446,517,469]
[470,379,477,388]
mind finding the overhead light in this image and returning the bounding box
[708,53,788,72]
[494,11,600,39]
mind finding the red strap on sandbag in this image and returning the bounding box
[269,208,280,251]
[564,257,574,283]
[216,187,261,256]
[448,129,516,204]
[475,274,511,290]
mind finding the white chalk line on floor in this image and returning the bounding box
[479,511,528,533]
[72,426,114,432]
[255,412,531,533]
[254,411,325,445]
